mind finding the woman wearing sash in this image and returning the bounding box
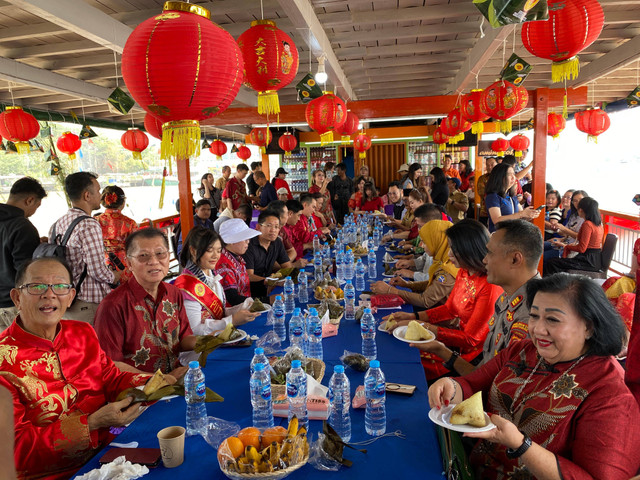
[174,227,258,336]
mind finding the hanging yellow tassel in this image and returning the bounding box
[562,93,568,119]
[158,166,167,209]
[499,119,513,134]
[15,142,30,154]
[68,153,77,160]
[161,120,201,161]
[257,91,281,116]
[471,122,484,135]
[341,135,351,145]
[319,131,334,145]
[439,144,446,151]
[132,151,142,160]
[552,57,580,83]
[259,146,266,154]
[359,152,366,159]
[515,150,523,158]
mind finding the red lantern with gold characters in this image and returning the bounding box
[491,138,510,156]
[0,106,40,154]
[509,134,530,158]
[441,107,471,145]
[522,0,604,83]
[575,108,610,143]
[144,113,163,140]
[57,132,82,160]
[353,133,372,160]
[278,132,297,155]
[432,127,450,151]
[121,128,149,159]
[480,81,529,134]
[248,127,272,154]
[238,20,298,116]
[305,92,347,145]
[335,111,360,144]
[209,139,227,159]
[237,145,251,161]
[547,112,566,138]
[121,2,244,161]
[461,89,490,135]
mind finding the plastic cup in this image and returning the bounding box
[157,426,185,468]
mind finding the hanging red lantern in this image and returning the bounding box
[522,0,604,83]
[432,127,450,151]
[353,133,372,160]
[461,89,490,135]
[57,132,82,160]
[143,113,164,140]
[480,81,529,134]
[237,20,298,116]
[575,108,610,143]
[305,92,347,145]
[248,127,272,154]
[209,139,227,159]
[491,138,510,156]
[335,111,360,144]
[121,2,244,161]
[121,128,150,160]
[0,106,40,154]
[441,107,471,145]
[237,145,252,161]
[547,112,566,138]
[509,134,530,158]
[278,132,297,155]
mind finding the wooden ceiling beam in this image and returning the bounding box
[341,53,467,71]
[2,40,107,58]
[336,39,475,59]
[330,21,481,44]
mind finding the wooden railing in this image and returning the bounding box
[601,209,639,276]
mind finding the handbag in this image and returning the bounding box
[436,426,475,480]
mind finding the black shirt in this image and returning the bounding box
[431,183,450,207]
[393,202,405,220]
[259,182,278,207]
[327,175,353,202]
[243,235,289,278]
[246,173,259,196]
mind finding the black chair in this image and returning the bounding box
[568,233,618,280]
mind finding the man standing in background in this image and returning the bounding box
[327,163,353,225]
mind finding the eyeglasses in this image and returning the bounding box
[18,283,73,296]
[128,250,169,263]
[259,223,280,230]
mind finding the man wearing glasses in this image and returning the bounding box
[243,210,293,299]
[94,229,196,378]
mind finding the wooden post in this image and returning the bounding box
[177,157,193,239]
[533,88,549,273]
[474,134,483,219]
[261,152,270,180]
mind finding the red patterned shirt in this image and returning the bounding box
[222,176,249,210]
[213,249,251,304]
[97,208,138,281]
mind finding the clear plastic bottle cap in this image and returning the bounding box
[364,308,372,314]
[189,361,199,369]
[334,365,345,373]
[254,363,265,371]
[254,348,264,355]
[276,295,282,301]
[369,360,380,368]
[291,360,302,368]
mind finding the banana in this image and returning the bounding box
[287,416,299,438]
[245,445,261,464]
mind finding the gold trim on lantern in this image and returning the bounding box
[15,141,30,154]
[341,135,351,145]
[251,19,276,27]
[258,90,281,116]
[322,91,333,95]
[163,1,210,19]
[552,56,580,83]
[5,106,23,111]
[471,121,484,135]
[161,120,201,161]
[319,131,334,145]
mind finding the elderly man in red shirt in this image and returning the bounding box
[291,193,330,256]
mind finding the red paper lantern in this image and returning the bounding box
[441,107,471,145]
[461,89,490,135]
[480,81,529,134]
[353,133,372,160]
[121,128,150,160]
[121,2,244,160]
[305,92,347,145]
[547,112,566,138]
[335,111,360,144]
[209,139,227,159]
[432,127,450,151]
[248,127,272,154]
[575,108,610,143]
[509,134,530,158]
[57,132,82,160]
[0,106,40,154]
[237,20,298,116]
[144,113,164,140]
[522,0,604,83]
[278,132,297,155]
[237,145,251,161]
[491,138,510,156]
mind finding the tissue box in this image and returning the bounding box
[273,394,329,420]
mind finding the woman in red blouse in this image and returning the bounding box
[357,182,384,213]
[272,167,293,200]
[348,176,366,211]
[387,219,502,379]
[309,169,335,223]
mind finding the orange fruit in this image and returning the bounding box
[218,436,244,464]
[237,427,261,449]
[261,426,288,448]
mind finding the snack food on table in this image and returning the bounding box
[383,314,397,332]
[342,353,368,372]
[450,391,487,428]
[383,252,395,263]
[404,320,434,341]
[384,264,396,276]
[249,298,267,312]
[314,285,344,300]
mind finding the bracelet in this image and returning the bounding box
[443,351,460,372]
[447,377,458,402]
[415,312,419,320]
[387,285,392,293]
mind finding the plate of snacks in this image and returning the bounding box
[393,321,435,344]
[428,392,495,433]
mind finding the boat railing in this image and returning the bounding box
[601,209,639,276]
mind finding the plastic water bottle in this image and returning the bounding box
[250,347,269,375]
[313,252,323,282]
[365,360,386,436]
[336,249,344,284]
[328,365,351,442]
[298,270,309,303]
[284,276,295,314]
[344,250,354,280]
[273,295,286,342]
[289,308,305,351]
[361,307,377,360]
[373,227,381,249]
[307,308,323,360]
[322,242,331,266]
[313,233,320,255]
[185,361,208,436]
[355,259,366,290]
[286,359,308,429]
[344,280,355,321]
[250,363,274,429]
[368,249,377,278]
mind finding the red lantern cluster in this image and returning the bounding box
[209,139,227,159]
[547,112,566,138]
[353,133,372,160]
[574,108,610,143]
[480,81,529,134]
[57,132,82,160]
[144,113,164,140]
[305,92,347,145]
[237,145,251,161]
[336,111,360,144]
[248,127,272,154]
[121,128,149,160]
[238,20,298,116]
[0,106,40,154]
[441,107,471,144]
[522,0,604,83]
[491,138,510,156]
[432,127,450,151]
[278,132,297,155]
[509,134,530,158]
[461,89,489,135]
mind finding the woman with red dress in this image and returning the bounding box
[272,167,293,200]
[357,182,384,213]
[309,169,335,223]
[348,176,366,211]
[97,185,137,282]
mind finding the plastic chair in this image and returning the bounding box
[568,233,618,280]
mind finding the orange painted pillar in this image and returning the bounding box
[177,158,193,239]
[533,88,549,273]
[262,152,270,180]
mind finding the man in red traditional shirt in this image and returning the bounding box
[292,193,330,256]
[221,163,250,210]
[284,199,304,259]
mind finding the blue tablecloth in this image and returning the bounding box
[75,241,445,479]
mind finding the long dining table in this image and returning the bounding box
[75,238,446,479]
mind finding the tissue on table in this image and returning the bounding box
[76,456,149,480]
[273,374,330,419]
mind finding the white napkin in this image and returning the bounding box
[307,373,329,397]
[227,297,254,315]
[320,309,331,325]
[75,456,148,480]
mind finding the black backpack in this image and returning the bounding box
[33,215,91,296]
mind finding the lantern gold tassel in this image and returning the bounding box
[359,152,366,159]
[471,122,484,135]
[158,166,167,209]
[15,142,30,155]
[133,151,142,160]
[552,57,580,83]
[319,131,334,145]
[499,119,513,134]
[258,91,281,116]
[161,120,201,161]
[341,135,351,145]
[515,150,523,158]
[68,153,77,160]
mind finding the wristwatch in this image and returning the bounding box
[506,432,532,459]
[442,351,459,372]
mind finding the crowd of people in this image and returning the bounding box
[0,153,639,480]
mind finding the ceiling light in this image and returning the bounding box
[315,56,328,84]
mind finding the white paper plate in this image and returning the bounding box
[252,304,272,315]
[378,320,394,332]
[428,405,495,433]
[383,259,398,265]
[392,325,434,344]
[382,273,395,278]
[218,329,247,344]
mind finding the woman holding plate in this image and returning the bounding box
[428,273,640,480]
